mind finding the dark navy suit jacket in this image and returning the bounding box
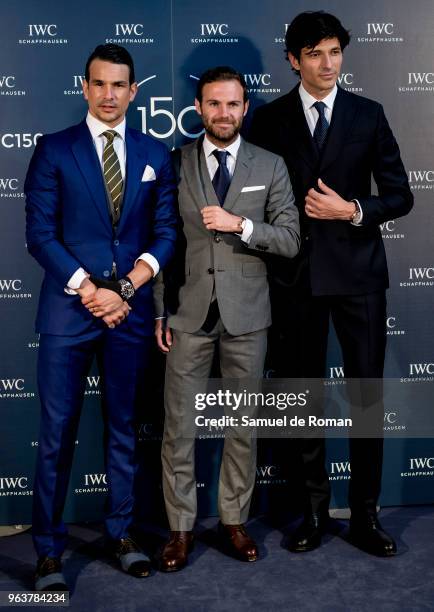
[249,86,413,295]
[25,120,177,336]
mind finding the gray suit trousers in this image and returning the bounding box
[161,319,267,531]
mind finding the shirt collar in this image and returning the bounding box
[298,82,338,112]
[203,133,241,160]
[86,111,126,141]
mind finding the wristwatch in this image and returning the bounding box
[118,277,135,300]
[236,216,247,233]
[350,200,362,225]
[89,274,136,301]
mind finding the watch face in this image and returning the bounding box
[120,279,134,300]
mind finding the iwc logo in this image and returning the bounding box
[399,72,434,93]
[19,24,68,45]
[191,24,238,44]
[0,279,31,300]
[357,23,403,44]
[329,461,351,481]
[408,170,434,191]
[401,457,434,478]
[0,378,35,400]
[0,76,26,97]
[400,267,434,288]
[0,178,24,199]
[106,24,154,45]
[75,473,108,495]
[0,476,32,496]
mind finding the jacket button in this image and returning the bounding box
[114,239,119,246]
[208,267,214,274]
[214,235,221,243]
[103,270,110,277]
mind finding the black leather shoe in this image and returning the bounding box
[288,514,327,553]
[35,557,68,591]
[111,536,151,577]
[349,516,397,557]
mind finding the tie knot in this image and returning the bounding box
[313,101,326,117]
[102,130,117,144]
[212,149,229,165]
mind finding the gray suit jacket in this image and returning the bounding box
[154,137,300,336]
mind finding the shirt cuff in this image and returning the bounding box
[135,253,160,277]
[239,218,254,244]
[350,199,363,226]
[64,268,88,295]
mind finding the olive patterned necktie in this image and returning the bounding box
[102,130,123,223]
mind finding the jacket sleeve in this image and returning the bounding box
[357,105,413,226]
[246,155,300,258]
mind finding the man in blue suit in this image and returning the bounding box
[25,44,177,590]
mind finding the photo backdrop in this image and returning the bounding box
[1,0,433,524]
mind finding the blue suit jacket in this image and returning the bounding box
[25,120,177,336]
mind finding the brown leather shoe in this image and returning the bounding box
[218,522,258,562]
[159,531,194,572]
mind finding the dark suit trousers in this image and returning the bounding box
[270,283,386,517]
[32,327,151,557]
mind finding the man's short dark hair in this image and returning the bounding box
[285,11,350,74]
[85,44,136,84]
[196,66,248,103]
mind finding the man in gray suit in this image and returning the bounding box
[155,66,300,572]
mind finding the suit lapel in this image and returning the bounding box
[181,138,211,211]
[222,139,252,211]
[119,128,149,230]
[285,88,319,171]
[70,121,111,232]
[319,87,357,173]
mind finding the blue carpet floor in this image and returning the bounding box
[0,506,433,612]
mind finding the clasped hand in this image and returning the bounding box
[78,282,130,329]
[305,178,355,220]
[201,206,242,232]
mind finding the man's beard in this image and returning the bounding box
[203,117,241,144]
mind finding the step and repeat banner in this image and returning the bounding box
[1,0,433,524]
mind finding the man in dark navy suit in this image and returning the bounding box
[25,44,177,589]
[250,11,413,557]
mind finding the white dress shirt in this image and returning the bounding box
[202,134,253,243]
[66,112,159,293]
[298,83,363,225]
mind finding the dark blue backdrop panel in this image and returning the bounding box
[0,0,433,524]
